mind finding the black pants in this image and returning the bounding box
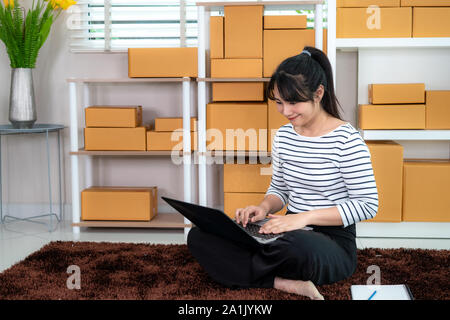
[187,212,357,288]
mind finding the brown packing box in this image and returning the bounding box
[366,141,403,222]
[154,117,197,132]
[85,106,142,128]
[212,82,264,101]
[128,47,198,77]
[224,164,272,193]
[210,16,224,59]
[263,29,328,77]
[401,0,450,6]
[337,7,412,38]
[81,186,157,221]
[425,91,450,129]
[268,99,289,152]
[206,102,267,151]
[412,7,450,37]
[224,5,263,58]
[224,192,287,219]
[263,15,307,29]
[402,161,450,222]
[337,0,400,6]
[146,131,197,151]
[358,104,425,129]
[369,83,425,104]
[84,127,147,151]
[211,59,262,78]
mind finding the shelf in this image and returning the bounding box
[66,77,192,83]
[72,213,191,229]
[70,149,186,156]
[359,130,450,141]
[197,78,271,82]
[196,1,324,8]
[336,37,450,51]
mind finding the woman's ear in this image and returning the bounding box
[314,84,325,103]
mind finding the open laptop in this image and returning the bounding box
[162,196,284,251]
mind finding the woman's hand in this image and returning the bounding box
[259,213,311,234]
[235,205,268,227]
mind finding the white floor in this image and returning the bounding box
[1,218,449,273]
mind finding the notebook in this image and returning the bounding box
[350,285,414,300]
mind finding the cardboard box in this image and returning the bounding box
[154,117,197,132]
[412,7,450,37]
[425,91,450,129]
[84,127,147,151]
[402,161,450,222]
[224,164,272,193]
[206,102,267,151]
[366,141,403,222]
[263,15,307,29]
[81,187,157,221]
[212,82,264,101]
[128,48,198,77]
[263,29,315,77]
[337,7,412,38]
[146,130,197,151]
[402,0,450,6]
[210,16,224,59]
[85,106,142,128]
[358,104,425,129]
[369,83,425,104]
[224,5,263,58]
[224,192,287,219]
[211,59,262,78]
[337,0,400,6]
[268,99,289,152]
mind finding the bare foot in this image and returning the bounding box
[274,276,324,300]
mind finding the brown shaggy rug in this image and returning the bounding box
[0,241,448,300]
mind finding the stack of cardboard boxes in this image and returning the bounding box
[82,106,159,221]
[361,84,450,222]
[223,164,287,218]
[359,83,450,130]
[208,5,328,152]
[367,141,450,222]
[84,106,147,151]
[147,117,198,151]
[337,0,450,38]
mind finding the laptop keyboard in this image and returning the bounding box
[244,223,281,240]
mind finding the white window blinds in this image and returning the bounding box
[67,0,327,53]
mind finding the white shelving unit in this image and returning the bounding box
[332,4,450,239]
[195,0,329,208]
[336,37,450,51]
[359,130,450,141]
[67,77,194,239]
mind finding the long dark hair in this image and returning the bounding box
[266,46,343,120]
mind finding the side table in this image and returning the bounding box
[0,124,65,231]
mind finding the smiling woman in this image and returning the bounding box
[187,46,379,300]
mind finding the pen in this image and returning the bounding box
[368,290,377,300]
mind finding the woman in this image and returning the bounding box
[187,46,379,300]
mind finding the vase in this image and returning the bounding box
[9,68,37,129]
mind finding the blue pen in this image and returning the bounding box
[368,290,377,300]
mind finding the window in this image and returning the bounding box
[67,0,327,52]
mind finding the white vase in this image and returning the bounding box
[9,68,37,129]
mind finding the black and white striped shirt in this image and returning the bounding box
[266,122,379,227]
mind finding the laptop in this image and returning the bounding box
[161,196,284,251]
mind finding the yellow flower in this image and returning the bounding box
[48,0,76,10]
[3,0,14,8]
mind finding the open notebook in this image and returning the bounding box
[351,285,414,300]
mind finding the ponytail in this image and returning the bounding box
[266,46,343,120]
